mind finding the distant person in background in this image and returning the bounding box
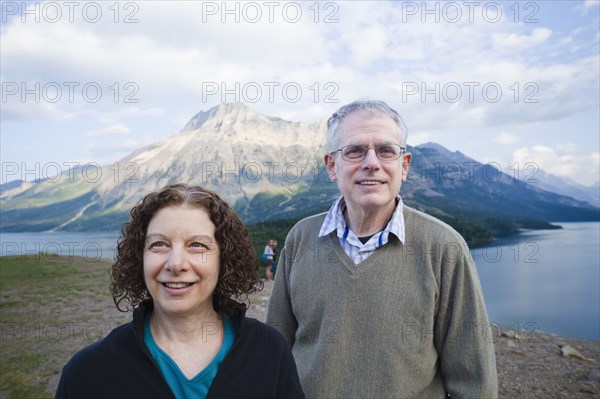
[56,184,304,399]
[262,239,277,282]
[266,100,497,398]
[270,240,278,276]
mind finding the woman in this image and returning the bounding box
[262,239,276,281]
[56,184,304,399]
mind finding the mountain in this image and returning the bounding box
[398,143,599,243]
[514,169,599,208]
[404,142,597,219]
[0,103,327,231]
[0,179,26,195]
[1,104,598,242]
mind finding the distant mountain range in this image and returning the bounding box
[520,169,599,208]
[1,103,598,246]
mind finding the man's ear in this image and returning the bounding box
[401,152,412,183]
[324,153,337,182]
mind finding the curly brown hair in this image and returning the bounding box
[110,184,263,315]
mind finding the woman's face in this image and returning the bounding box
[143,205,220,318]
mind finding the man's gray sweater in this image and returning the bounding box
[266,205,498,399]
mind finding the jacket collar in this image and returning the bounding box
[132,300,248,349]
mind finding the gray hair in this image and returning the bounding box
[326,99,408,152]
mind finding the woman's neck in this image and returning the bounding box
[150,305,222,346]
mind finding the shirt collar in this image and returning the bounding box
[319,195,405,243]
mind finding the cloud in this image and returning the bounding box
[121,107,166,117]
[340,26,388,68]
[492,28,552,49]
[494,132,519,145]
[1,2,597,131]
[85,124,130,137]
[1,1,598,186]
[512,144,579,179]
[0,100,74,121]
[86,138,142,157]
[582,0,600,12]
[93,107,168,125]
[407,132,431,146]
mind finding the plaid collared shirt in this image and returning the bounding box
[318,195,406,265]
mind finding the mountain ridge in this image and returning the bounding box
[1,103,598,242]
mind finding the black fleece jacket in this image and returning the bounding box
[55,302,304,399]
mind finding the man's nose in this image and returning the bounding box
[362,148,381,169]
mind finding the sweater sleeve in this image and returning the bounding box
[434,239,499,398]
[266,245,298,346]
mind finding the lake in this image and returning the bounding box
[472,222,600,341]
[1,222,599,340]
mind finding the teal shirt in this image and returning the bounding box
[144,314,235,399]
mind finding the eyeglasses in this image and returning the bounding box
[330,144,406,161]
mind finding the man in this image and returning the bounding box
[266,100,498,398]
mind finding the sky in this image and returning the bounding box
[1,0,599,186]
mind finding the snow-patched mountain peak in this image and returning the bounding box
[90,103,327,210]
[182,103,278,131]
[177,102,324,146]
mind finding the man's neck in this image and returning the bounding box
[343,200,397,237]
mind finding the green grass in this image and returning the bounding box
[0,255,120,398]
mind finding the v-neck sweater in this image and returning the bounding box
[266,205,498,399]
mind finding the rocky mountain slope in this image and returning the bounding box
[1,103,598,233]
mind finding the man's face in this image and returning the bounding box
[324,111,411,215]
